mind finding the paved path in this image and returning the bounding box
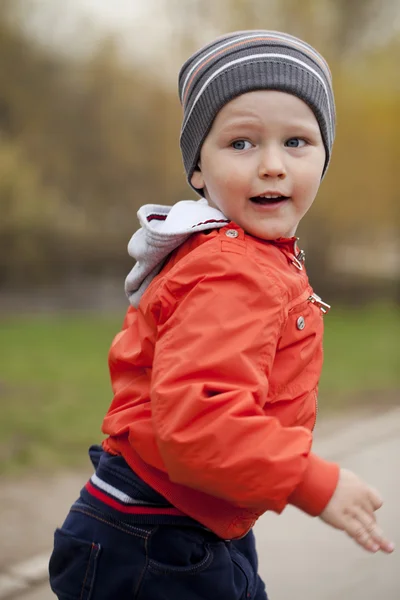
[1,408,399,599]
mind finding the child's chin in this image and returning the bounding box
[247,225,290,241]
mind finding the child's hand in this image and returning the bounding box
[320,468,395,554]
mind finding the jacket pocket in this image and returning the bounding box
[49,528,101,600]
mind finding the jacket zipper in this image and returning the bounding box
[308,293,331,314]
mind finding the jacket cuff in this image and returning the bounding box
[288,453,340,516]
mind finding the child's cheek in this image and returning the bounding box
[221,168,243,191]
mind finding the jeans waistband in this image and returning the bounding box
[81,445,208,529]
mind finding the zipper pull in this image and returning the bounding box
[291,256,303,270]
[296,249,306,263]
[308,293,331,314]
[291,247,305,270]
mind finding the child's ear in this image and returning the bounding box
[190,163,205,190]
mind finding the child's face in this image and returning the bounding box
[191,90,326,240]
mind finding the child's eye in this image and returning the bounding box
[231,140,252,150]
[285,138,307,148]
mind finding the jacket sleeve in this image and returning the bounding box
[151,248,339,516]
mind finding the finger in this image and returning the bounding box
[347,512,395,554]
[362,496,377,515]
[379,539,395,554]
[344,515,381,553]
[368,487,383,511]
[353,509,382,546]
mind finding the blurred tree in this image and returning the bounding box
[327,0,400,59]
[164,0,399,61]
[0,0,398,299]
[0,3,182,284]
[0,139,63,283]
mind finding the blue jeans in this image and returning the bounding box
[49,497,268,599]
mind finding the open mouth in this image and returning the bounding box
[250,195,289,205]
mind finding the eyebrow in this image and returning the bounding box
[217,117,263,132]
[217,117,320,134]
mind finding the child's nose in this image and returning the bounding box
[258,147,286,179]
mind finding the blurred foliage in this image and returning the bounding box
[0,0,398,300]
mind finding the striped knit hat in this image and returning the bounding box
[179,30,335,195]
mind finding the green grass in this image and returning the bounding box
[0,305,399,474]
[319,304,400,407]
[0,313,122,474]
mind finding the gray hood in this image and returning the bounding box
[125,199,229,307]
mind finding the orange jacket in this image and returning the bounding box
[102,223,339,539]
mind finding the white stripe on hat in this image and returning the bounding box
[181,31,331,102]
[181,52,334,137]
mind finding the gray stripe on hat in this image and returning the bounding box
[181,53,334,135]
[180,32,332,101]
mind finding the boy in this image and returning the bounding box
[49,31,394,600]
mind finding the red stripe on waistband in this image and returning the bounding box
[85,481,186,516]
